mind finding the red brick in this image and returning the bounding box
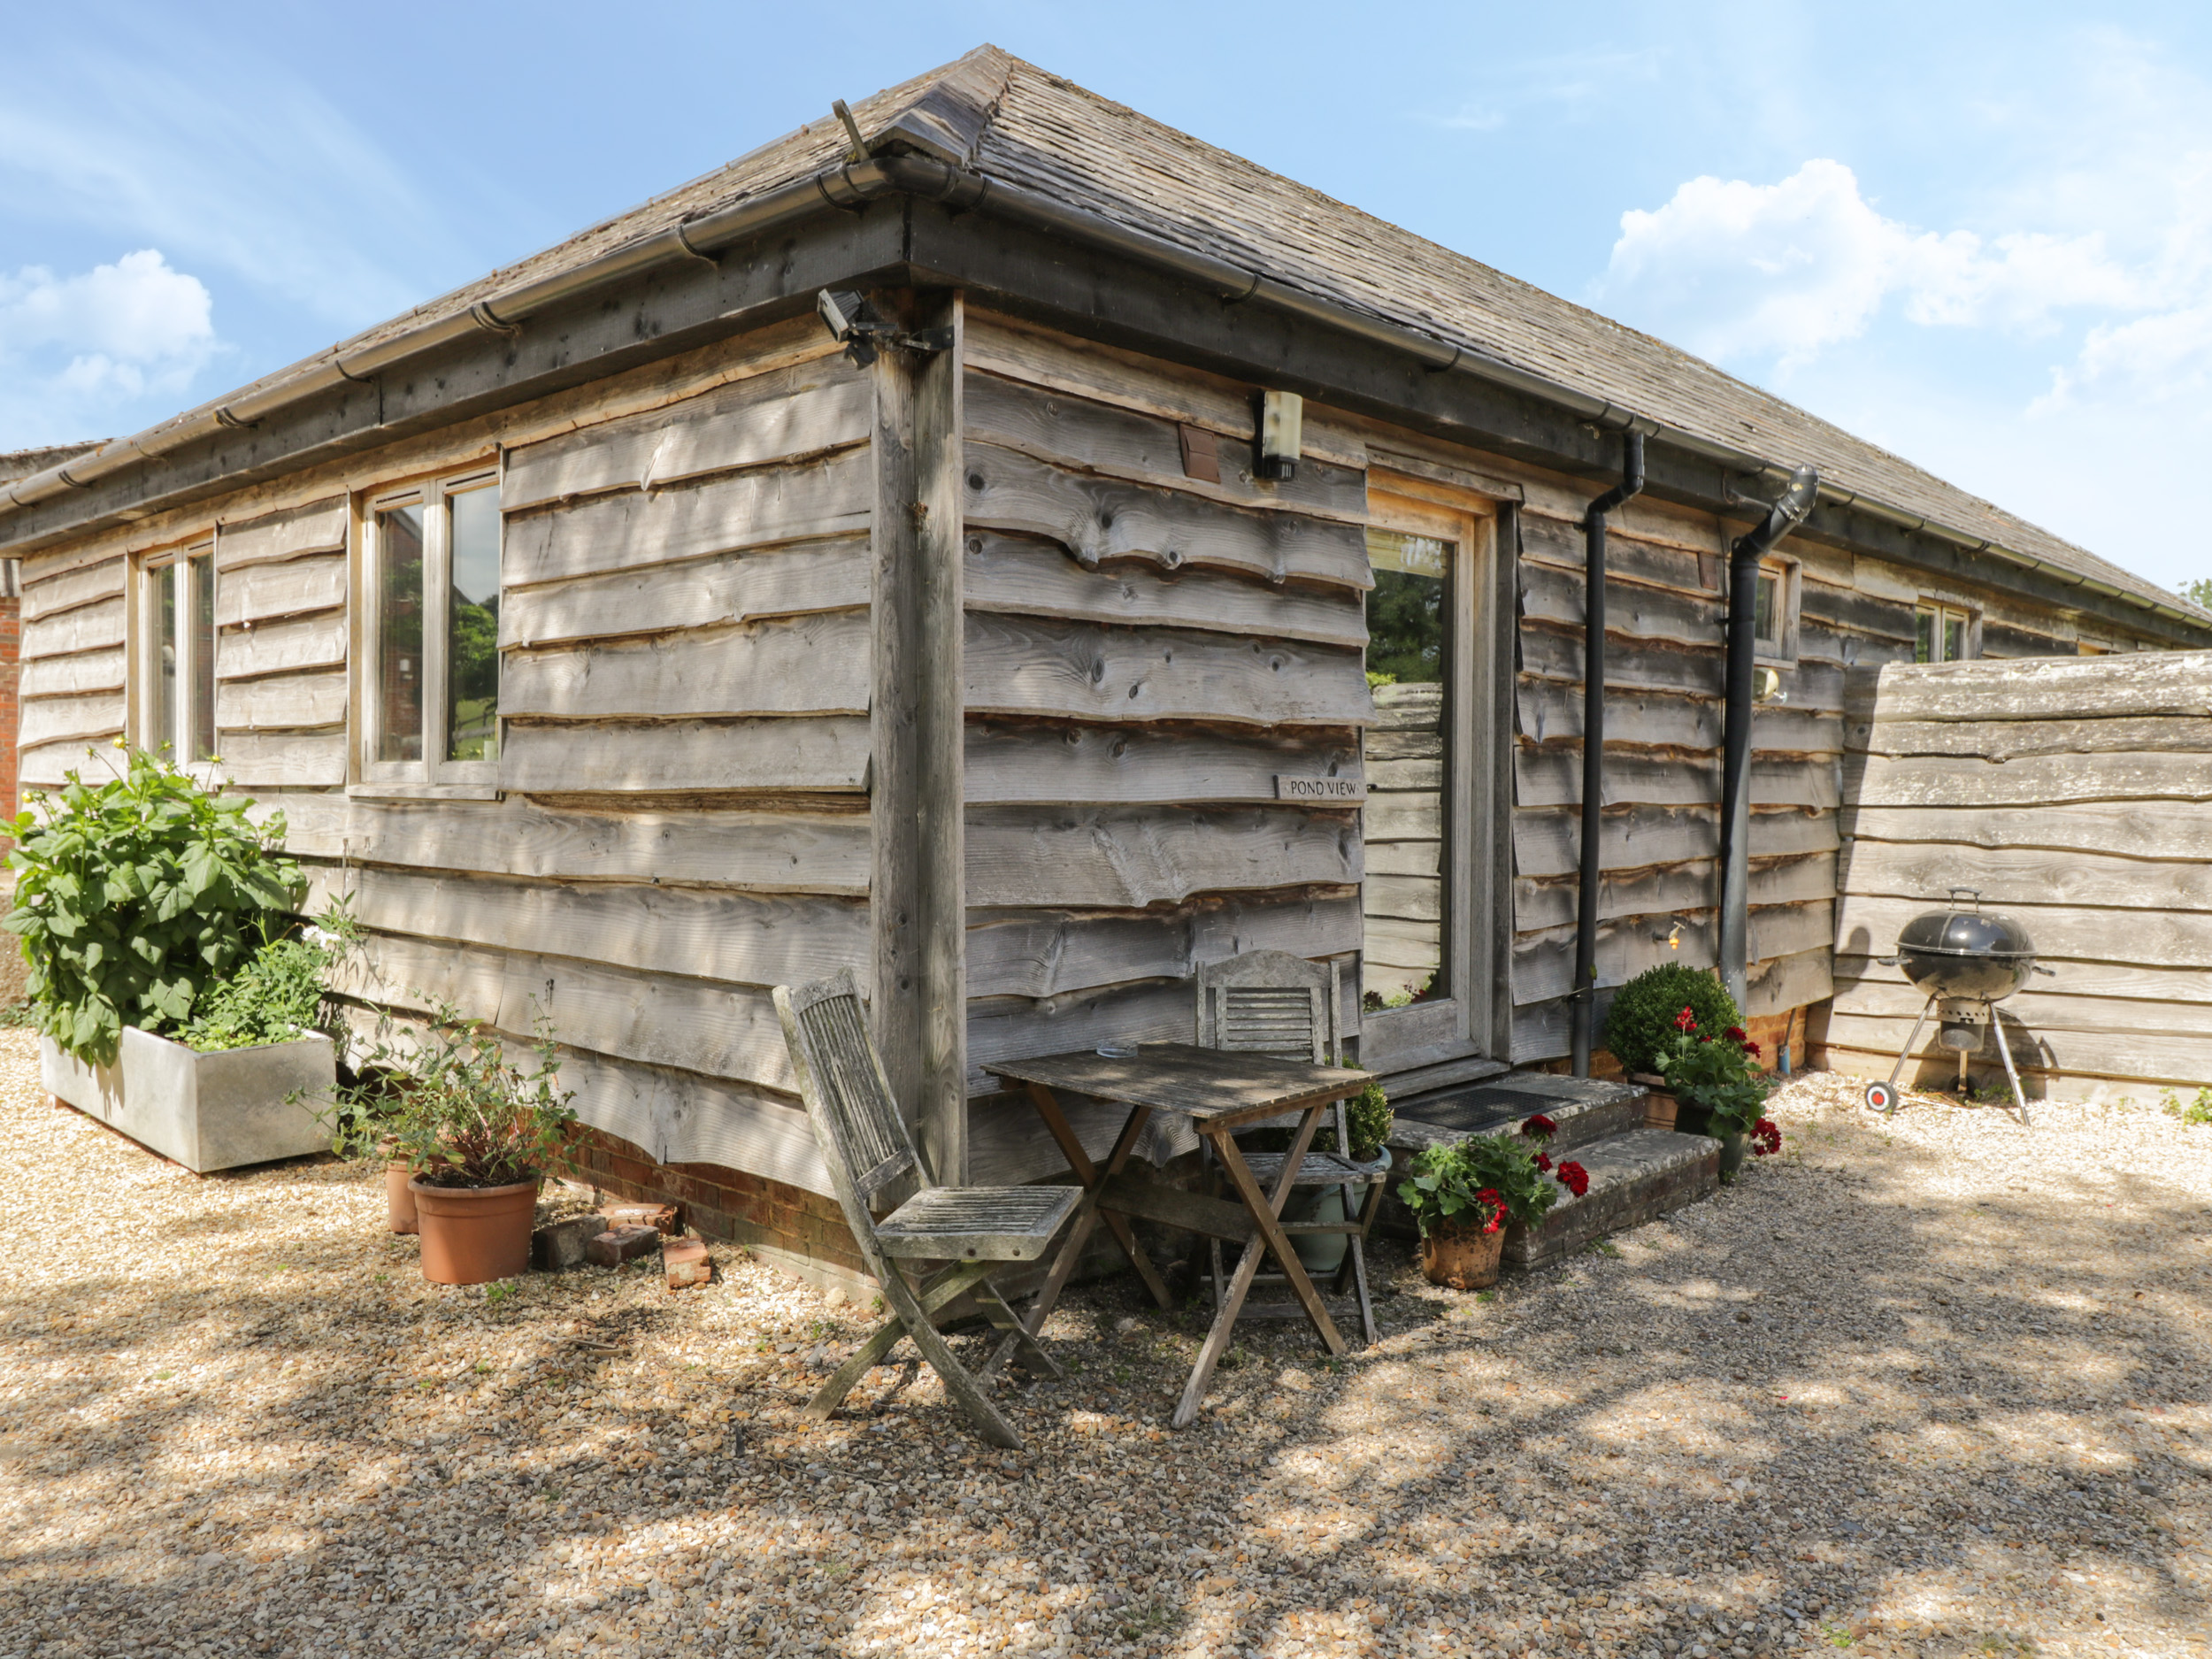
[585,1225,660,1268]
[664,1238,711,1290]
[603,1202,679,1236]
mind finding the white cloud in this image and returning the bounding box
[0,250,219,437]
[1599,159,2137,369]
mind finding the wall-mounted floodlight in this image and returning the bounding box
[816,288,955,371]
[1255,389,1303,481]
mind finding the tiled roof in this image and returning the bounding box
[37,46,2209,626]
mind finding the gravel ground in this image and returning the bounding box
[0,1033,2207,1659]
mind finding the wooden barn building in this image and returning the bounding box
[4,48,2207,1284]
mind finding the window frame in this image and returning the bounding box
[1915,600,1977,664]
[132,538,218,764]
[357,468,502,794]
[1751,554,1800,665]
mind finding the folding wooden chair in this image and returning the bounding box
[1195,949,1385,1346]
[773,969,1081,1448]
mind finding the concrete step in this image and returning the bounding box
[1502,1127,1719,1269]
[1389,1070,1647,1156]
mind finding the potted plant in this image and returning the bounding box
[1653,1006,1780,1178]
[347,1003,576,1285]
[1396,1125,1566,1290]
[5,749,341,1173]
[1601,964,1742,1127]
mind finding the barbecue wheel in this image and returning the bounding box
[1863,1080,1898,1115]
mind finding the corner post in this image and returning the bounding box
[871,288,967,1183]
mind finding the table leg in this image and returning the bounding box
[1172,1105,1342,1430]
[1213,1108,1346,1356]
[1024,1083,1173,1307]
[1018,1094,1164,1344]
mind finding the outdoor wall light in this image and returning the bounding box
[1255,388,1303,481]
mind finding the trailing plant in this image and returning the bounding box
[1654,1006,1771,1138]
[339,1001,575,1188]
[1396,1131,1559,1238]
[4,749,302,1064]
[1346,1076,1393,1163]
[1602,963,1740,1078]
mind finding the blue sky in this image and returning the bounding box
[5,1,2209,593]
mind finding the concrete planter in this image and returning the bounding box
[41,1028,336,1174]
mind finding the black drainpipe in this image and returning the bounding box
[1718,465,1821,1008]
[1570,432,1645,1078]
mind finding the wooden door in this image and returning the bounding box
[1357,480,1502,1072]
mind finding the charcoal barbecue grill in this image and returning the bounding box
[1862,888,2054,1123]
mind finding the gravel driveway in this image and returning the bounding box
[0,1030,2205,1659]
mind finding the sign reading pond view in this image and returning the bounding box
[1275,775,1368,802]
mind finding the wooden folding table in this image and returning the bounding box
[984,1045,1373,1429]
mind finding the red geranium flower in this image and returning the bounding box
[1555,1160,1591,1198]
[1724,1025,1747,1043]
[1751,1118,1783,1157]
[1533,1151,1554,1173]
[1674,1006,1699,1033]
[1522,1113,1558,1141]
[1742,1039,1763,1058]
[1475,1187,1506,1233]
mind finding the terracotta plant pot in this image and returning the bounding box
[1420,1225,1504,1291]
[386,1161,419,1234]
[410,1175,540,1286]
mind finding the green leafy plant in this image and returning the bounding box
[1347,1076,1393,1162]
[4,749,302,1064]
[341,1001,576,1188]
[1396,1132,1558,1238]
[1654,1006,1771,1137]
[1603,963,1740,1077]
[180,904,354,1052]
[2162,1087,2212,1126]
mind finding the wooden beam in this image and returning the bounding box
[872,288,969,1182]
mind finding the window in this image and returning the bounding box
[1916,602,1973,664]
[364,471,501,786]
[136,542,216,762]
[1752,557,1798,662]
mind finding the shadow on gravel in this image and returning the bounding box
[0,1100,2205,1659]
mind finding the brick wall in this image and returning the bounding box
[555,1125,874,1298]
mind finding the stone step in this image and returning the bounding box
[1389,1070,1647,1157]
[1502,1127,1719,1269]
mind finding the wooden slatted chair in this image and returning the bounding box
[773,969,1080,1448]
[1195,949,1385,1345]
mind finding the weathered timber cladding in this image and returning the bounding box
[1825,653,2212,1099]
[8,326,880,1220]
[1506,485,1846,1061]
[957,325,1371,1110]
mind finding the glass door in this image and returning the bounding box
[1359,483,1496,1071]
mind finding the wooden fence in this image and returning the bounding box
[1823,650,2212,1102]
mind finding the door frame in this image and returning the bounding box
[1356,472,1513,1075]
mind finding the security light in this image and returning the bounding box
[815,288,955,369]
[817,288,882,368]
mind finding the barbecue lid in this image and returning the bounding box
[1897,888,2036,959]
